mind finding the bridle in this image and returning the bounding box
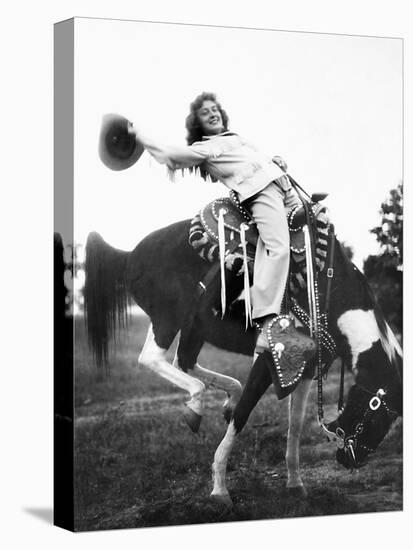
[333,385,398,467]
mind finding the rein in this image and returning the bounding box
[288,177,339,433]
[289,177,318,335]
[315,223,338,431]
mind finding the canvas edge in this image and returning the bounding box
[53,17,75,533]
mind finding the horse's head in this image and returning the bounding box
[318,234,403,470]
[327,383,400,469]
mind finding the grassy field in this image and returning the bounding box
[73,315,402,531]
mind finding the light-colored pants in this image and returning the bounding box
[244,181,302,319]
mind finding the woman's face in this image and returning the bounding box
[197,100,225,135]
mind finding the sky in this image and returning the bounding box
[71,18,403,269]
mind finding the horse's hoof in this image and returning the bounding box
[183,406,202,433]
[287,485,308,498]
[210,493,234,508]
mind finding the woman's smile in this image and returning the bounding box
[197,100,225,135]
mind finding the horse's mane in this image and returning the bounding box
[338,243,403,372]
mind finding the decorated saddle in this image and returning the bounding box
[189,191,330,296]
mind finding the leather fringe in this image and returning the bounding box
[240,223,253,329]
[218,208,227,318]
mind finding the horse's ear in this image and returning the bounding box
[311,192,329,202]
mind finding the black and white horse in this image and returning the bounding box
[84,218,402,504]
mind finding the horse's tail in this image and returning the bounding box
[84,232,130,367]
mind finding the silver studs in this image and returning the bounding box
[274,342,285,357]
[280,318,290,329]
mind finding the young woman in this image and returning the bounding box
[128,92,302,350]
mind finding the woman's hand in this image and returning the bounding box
[127,122,138,138]
[272,155,288,172]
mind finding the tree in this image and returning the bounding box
[363,183,403,333]
[369,182,403,269]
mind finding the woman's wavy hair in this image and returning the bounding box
[185,92,229,180]
[185,92,229,145]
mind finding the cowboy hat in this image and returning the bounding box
[98,113,144,171]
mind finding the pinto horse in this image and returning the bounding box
[84,216,402,503]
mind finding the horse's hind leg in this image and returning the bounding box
[138,323,206,431]
[211,354,272,506]
[285,378,313,496]
[174,322,243,423]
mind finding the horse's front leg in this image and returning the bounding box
[211,354,272,506]
[285,377,313,496]
[211,420,237,506]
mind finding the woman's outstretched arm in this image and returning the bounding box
[128,125,210,169]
